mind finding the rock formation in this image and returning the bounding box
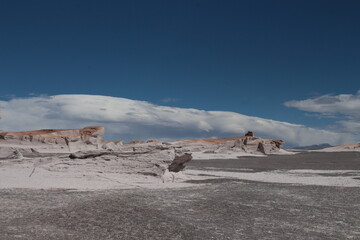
[168,153,193,172]
[0,127,283,156]
[245,131,254,137]
[0,126,104,152]
[0,126,196,182]
[173,133,284,155]
[0,127,286,187]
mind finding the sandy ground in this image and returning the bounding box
[1,151,359,190]
[1,152,360,239]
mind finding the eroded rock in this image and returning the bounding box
[172,133,284,156]
[168,153,193,172]
[0,126,105,153]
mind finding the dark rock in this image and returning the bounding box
[168,153,193,172]
[273,140,284,148]
[245,131,254,137]
[257,142,266,154]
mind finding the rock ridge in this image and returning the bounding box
[0,126,104,152]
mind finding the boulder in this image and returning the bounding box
[168,153,193,172]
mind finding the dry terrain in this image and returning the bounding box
[1,152,360,240]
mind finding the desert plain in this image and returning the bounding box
[0,127,359,239]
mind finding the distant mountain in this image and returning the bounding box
[291,143,333,150]
[317,143,360,152]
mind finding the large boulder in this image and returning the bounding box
[168,153,193,172]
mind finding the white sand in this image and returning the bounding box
[191,151,267,160]
[0,161,197,190]
[186,169,360,187]
[0,141,357,190]
[269,149,299,155]
[315,148,360,153]
[1,156,359,190]
[191,149,297,160]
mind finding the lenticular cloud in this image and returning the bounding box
[0,94,355,146]
[284,90,360,118]
[284,90,360,138]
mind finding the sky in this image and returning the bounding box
[0,0,360,146]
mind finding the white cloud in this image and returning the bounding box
[0,94,356,146]
[284,90,360,141]
[284,90,360,118]
[337,120,360,132]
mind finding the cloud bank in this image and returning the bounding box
[0,94,355,146]
[285,90,360,134]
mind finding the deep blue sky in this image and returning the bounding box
[1,0,359,129]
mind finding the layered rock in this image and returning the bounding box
[0,126,104,153]
[124,140,145,145]
[173,134,284,155]
[0,126,285,186]
[0,126,194,182]
[67,147,192,178]
[0,127,284,157]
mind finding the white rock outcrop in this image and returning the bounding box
[171,135,284,156]
[0,126,104,153]
[0,127,286,188]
